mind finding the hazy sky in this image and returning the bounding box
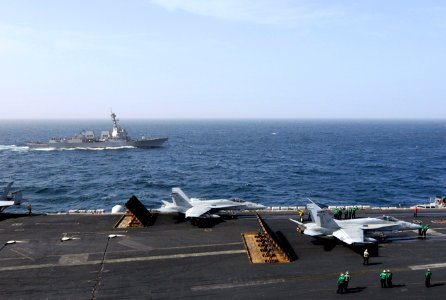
[0,0,445,119]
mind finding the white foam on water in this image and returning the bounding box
[0,145,29,152]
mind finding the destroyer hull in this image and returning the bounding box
[26,137,168,149]
[26,112,168,149]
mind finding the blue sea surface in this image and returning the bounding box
[0,119,445,213]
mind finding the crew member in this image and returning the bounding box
[298,209,304,223]
[344,271,350,292]
[352,206,357,218]
[363,249,369,265]
[334,208,340,220]
[337,273,345,294]
[425,269,432,287]
[380,270,387,288]
[386,269,392,287]
[422,224,429,238]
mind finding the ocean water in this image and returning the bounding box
[0,119,445,213]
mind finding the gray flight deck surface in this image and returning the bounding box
[1,210,446,299]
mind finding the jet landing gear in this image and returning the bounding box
[190,217,222,227]
[190,218,199,226]
[296,225,305,234]
[190,217,211,227]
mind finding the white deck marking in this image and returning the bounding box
[58,254,89,265]
[117,239,154,251]
[157,242,243,250]
[104,249,246,264]
[409,262,446,270]
[191,279,286,291]
[9,248,34,261]
[0,249,246,272]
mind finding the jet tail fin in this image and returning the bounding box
[11,190,23,205]
[171,188,193,208]
[306,198,321,222]
[1,182,14,200]
[317,210,340,229]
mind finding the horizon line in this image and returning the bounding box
[0,117,445,122]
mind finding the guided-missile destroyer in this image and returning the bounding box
[26,112,167,149]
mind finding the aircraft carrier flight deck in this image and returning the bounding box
[1,209,446,299]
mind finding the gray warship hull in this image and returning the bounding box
[27,137,168,149]
[26,112,168,149]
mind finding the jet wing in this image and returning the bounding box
[332,227,366,244]
[304,229,328,237]
[289,218,304,226]
[0,200,15,207]
[0,200,15,212]
[185,206,212,218]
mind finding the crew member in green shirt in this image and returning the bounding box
[337,273,345,294]
[352,206,357,218]
[342,207,347,219]
[422,224,429,238]
[334,208,340,220]
[425,269,432,287]
[379,270,387,288]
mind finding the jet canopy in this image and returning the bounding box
[230,198,247,203]
[376,215,399,222]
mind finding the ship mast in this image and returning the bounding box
[110,112,127,139]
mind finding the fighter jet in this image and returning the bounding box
[290,200,421,244]
[158,187,265,219]
[0,182,23,213]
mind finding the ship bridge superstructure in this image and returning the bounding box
[110,112,129,140]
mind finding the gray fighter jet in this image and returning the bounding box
[158,187,265,219]
[290,200,421,244]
